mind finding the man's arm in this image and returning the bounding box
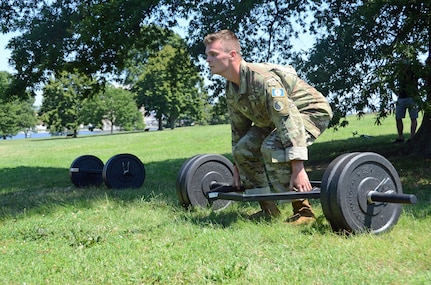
[265,77,312,191]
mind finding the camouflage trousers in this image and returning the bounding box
[232,126,314,194]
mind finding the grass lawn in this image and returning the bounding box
[0,113,430,284]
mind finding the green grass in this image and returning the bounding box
[1,114,430,284]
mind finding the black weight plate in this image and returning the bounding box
[103,154,146,189]
[69,155,104,187]
[180,155,204,205]
[183,154,234,211]
[327,152,365,232]
[332,152,403,234]
[320,153,359,231]
[176,155,201,206]
[328,153,365,232]
[328,152,380,233]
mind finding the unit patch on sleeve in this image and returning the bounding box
[273,100,285,111]
[271,88,285,97]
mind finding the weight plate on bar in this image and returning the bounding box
[69,155,104,187]
[180,154,233,211]
[103,154,146,189]
[320,152,359,232]
[332,152,403,234]
[176,155,201,206]
[329,153,370,232]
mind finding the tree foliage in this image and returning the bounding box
[39,71,96,136]
[179,0,310,62]
[1,0,173,95]
[40,73,143,136]
[176,0,313,97]
[0,71,37,139]
[1,0,313,97]
[295,0,431,156]
[294,1,429,121]
[0,103,19,139]
[14,99,39,138]
[81,86,145,134]
[131,35,208,129]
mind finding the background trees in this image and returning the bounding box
[39,71,95,137]
[0,71,37,139]
[80,86,145,134]
[40,72,144,136]
[0,101,21,139]
[12,99,38,138]
[131,35,207,130]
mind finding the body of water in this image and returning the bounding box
[6,130,106,140]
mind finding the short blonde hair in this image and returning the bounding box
[203,29,241,55]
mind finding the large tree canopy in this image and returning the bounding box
[0,0,174,95]
[1,0,313,96]
[180,0,313,87]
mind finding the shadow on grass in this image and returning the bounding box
[178,207,249,228]
[0,157,183,221]
[1,135,430,225]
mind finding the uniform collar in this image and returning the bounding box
[226,60,248,98]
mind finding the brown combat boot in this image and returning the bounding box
[286,199,316,225]
[248,200,281,221]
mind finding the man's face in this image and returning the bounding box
[205,40,232,76]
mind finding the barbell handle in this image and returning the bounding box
[367,191,417,205]
[207,191,322,202]
[207,182,321,202]
[210,181,322,193]
[208,183,418,205]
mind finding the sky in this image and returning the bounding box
[0,33,15,74]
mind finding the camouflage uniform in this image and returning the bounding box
[227,60,332,194]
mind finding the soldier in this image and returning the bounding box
[203,30,332,224]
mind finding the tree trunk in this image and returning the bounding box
[408,112,431,158]
[408,50,431,158]
[158,117,163,131]
[169,116,176,130]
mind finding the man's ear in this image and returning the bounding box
[229,50,239,61]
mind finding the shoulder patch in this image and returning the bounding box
[271,88,285,97]
[273,100,284,111]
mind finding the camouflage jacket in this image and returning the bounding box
[226,60,333,161]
